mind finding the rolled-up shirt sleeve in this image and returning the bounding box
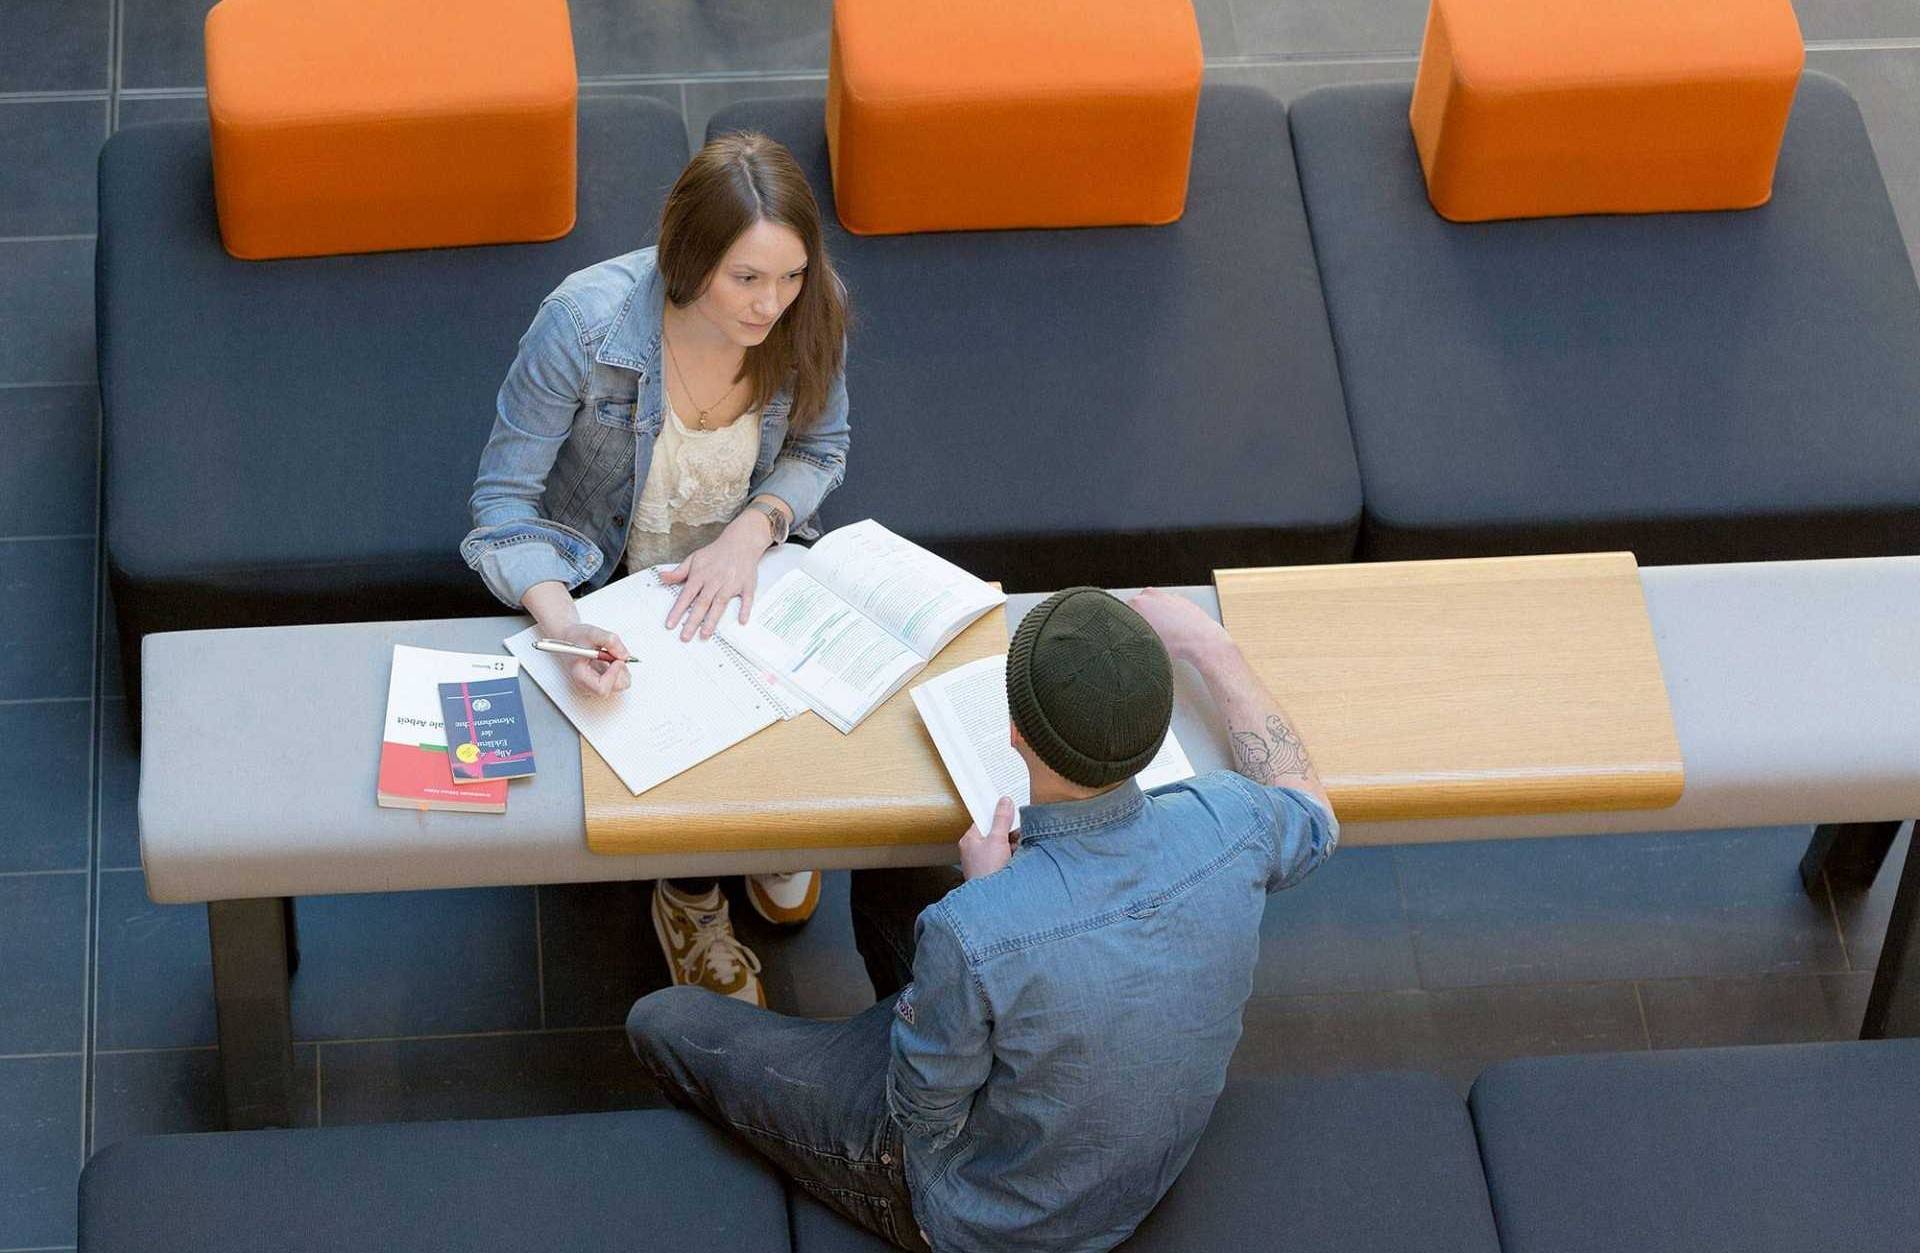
[1227,776,1339,893]
[886,905,992,1151]
[753,364,849,536]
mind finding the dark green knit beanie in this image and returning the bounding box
[1006,587,1174,789]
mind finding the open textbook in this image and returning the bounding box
[912,654,1198,833]
[503,567,803,796]
[718,519,1007,733]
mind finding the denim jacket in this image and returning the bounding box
[463,247,851,608]
[887,772,1338,1253]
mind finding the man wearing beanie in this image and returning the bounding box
[628,586,1336,1253]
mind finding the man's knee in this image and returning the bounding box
[626,985,709,1065]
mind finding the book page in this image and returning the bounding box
[718,568,924,733]
[802,519,1004,658]
[503,569,794,796]
[913,654,1199,832]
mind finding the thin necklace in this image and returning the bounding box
[663,325,742,431]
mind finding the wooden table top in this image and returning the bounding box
[585,604,1007,856]
[1215,552,1684,822]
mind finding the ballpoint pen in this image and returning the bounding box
[533,638,629,664]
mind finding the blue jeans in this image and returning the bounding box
[627,866,960,1252]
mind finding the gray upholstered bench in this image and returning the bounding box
[97,95,691,708]
[1470,1038,1920,1253]
[1289,73,1920,567]
[79,1075,1500,1253]
[80,1042,1920,1251]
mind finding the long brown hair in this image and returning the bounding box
[655,132,847,432]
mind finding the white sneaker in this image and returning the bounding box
[746,870,821,926]
[651,881,765,1006]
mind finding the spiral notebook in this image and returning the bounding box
[503,567,802,797]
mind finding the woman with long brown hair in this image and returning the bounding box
[463,132,851,1006]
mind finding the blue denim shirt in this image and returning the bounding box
[887,771,1338,1253]
[462,247,851,608]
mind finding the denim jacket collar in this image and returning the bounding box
[1017,779,1147,846]
[593,253,665,375]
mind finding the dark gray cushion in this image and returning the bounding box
[791,1074,1501,1252]
[97,96,688,691]
[709,87,1361,591]
[78,1109,791,1252]
[1291,73,1920,563]
[1470,1039,1920,1253]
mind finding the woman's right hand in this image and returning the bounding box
[555,621,631,697]
[522,581,630,697]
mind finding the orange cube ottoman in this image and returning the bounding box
[1408,0,1805,222]
[825,0,1204,235]
[204,0,577,259]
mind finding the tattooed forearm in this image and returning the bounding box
[1230,715,1313,785]
[1231,730,1275,783]
[1265,715,1311,776]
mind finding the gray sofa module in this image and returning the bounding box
[78,1108,792,1253]
[707,86,1363,591]
[1289,73,1920,564]
[1470,1038,1920,1253]
[82,1044,1920,1251]
[78,1076,1500,1253]
[96,95,691,704]
[789,1073,1501,1252]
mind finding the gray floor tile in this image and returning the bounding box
[1799,0,1920,40]
[94,871,214,1050]
[0,386,96,536]
[571,0,831,79]
[535,880,672,1030]
[1205,56,1416,101]
[685,75,824,150]
[318,1028,661,1126]
[1194,0,1242,58]
[540,873,872,1028]
[1637,972,1874,1050]
[0,537,95,701]
[1255,845,1420,997]
[0,0,111,92]
[0,1054,83,1249]
[1229,0,1429,57]
[119,0,214,89]
[735,872,876,1019]
[97,699,140,871]
[0,700,91,874]
[1808,48,1920,271]
[289,888,541,1041]
[115,94,211,130]
[91,1045,318,1148]
[99,884,537,1051]
[0,101,106,237]
[98,578,125,702]
[1832,822,1912,972]
[0,873,88,1054]
[0,239,95,383]
[1232,982,1647,1094]
[1394,828,1849,988]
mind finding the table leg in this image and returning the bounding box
[1799,822,1902,893]
[207,897,296,1129]
[1862,824,1920,1040]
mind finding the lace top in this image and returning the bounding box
[623,395,763,572]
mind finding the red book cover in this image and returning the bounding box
[376,645,511,814]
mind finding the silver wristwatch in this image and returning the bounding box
[747,498,791,546]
